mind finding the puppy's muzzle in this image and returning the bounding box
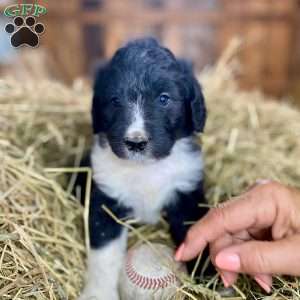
[124,131,148,152]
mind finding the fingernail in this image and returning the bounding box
[215,252,241,271]
[254,276,271,293]
[175,243,185,261]
[256,179,272,185]
[220,273,230,288]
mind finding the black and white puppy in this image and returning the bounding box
[79,38,208,300]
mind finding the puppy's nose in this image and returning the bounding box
[124,134,148,152]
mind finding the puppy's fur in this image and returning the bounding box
[78,38,208,300]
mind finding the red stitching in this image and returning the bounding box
[125,250,177,290]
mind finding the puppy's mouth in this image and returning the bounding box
[123,140,154,162]
[126,150,148,162]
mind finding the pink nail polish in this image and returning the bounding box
[215,252,241,271]
[220,273,230,288]
[255,179,272,185]
[175,243,185,261]
[254,276,271,293]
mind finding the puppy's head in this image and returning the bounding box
[92,38,206,161]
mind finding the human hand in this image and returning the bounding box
[175,181,300,292]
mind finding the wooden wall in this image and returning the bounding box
[3,0,300,98]
[220,0,299,96]
[290,7,300,102]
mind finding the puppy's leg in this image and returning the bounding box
[164,183,207,246]
[79,230,127,300]
[79,185,131,300]
[164,182,211,274]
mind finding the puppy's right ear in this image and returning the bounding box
[91,62,108,134]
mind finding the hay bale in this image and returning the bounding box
[0,78,92,167]
[200,40,300,206]
[0,144,85,299]
[0,79,89,299]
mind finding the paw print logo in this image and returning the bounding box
[5,16,45,48]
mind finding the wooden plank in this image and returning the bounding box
[242,21,269,85]
[41,18,85,82]
[162,25,184,57]
[264,78,289,97]
[104,20,164,57]
[218,3,296,97]
[164,24,217,71]
[165,0,220,10]
[289,5,300,102]
[80,11,221,23]
[265,21,292,77]
[222,0,298,15]
[45,6,296,21]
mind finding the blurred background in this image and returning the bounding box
[1,0,300,101]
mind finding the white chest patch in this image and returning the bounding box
[91,137,203,224]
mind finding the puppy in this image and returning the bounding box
[79,38,208,300]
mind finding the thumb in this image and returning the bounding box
[215,235,300,276]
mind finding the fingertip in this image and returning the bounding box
[176,234,208,262]
[254,275,272,293]
[175,243,185,261]
[258,274,272,286]
[215,251,241,272]
[220,273,230,288]
[219,270,238,288]
[175,244,203,262]
[175,244,198,262]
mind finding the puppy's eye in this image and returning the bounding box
[159,93,170,106]
[111,96,120,105]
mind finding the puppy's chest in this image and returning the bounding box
[92,141,203,224]
[103,167,178,223]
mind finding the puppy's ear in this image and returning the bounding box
[92,95,101,134]
[178,59,206,133]
[190,77,206,133]
[92,61,108,134]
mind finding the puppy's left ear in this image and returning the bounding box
[190,77,206,133]
[178,59,206,133]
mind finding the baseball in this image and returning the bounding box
[119,243,187,300]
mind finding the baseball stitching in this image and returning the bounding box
[125,250,177,290]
